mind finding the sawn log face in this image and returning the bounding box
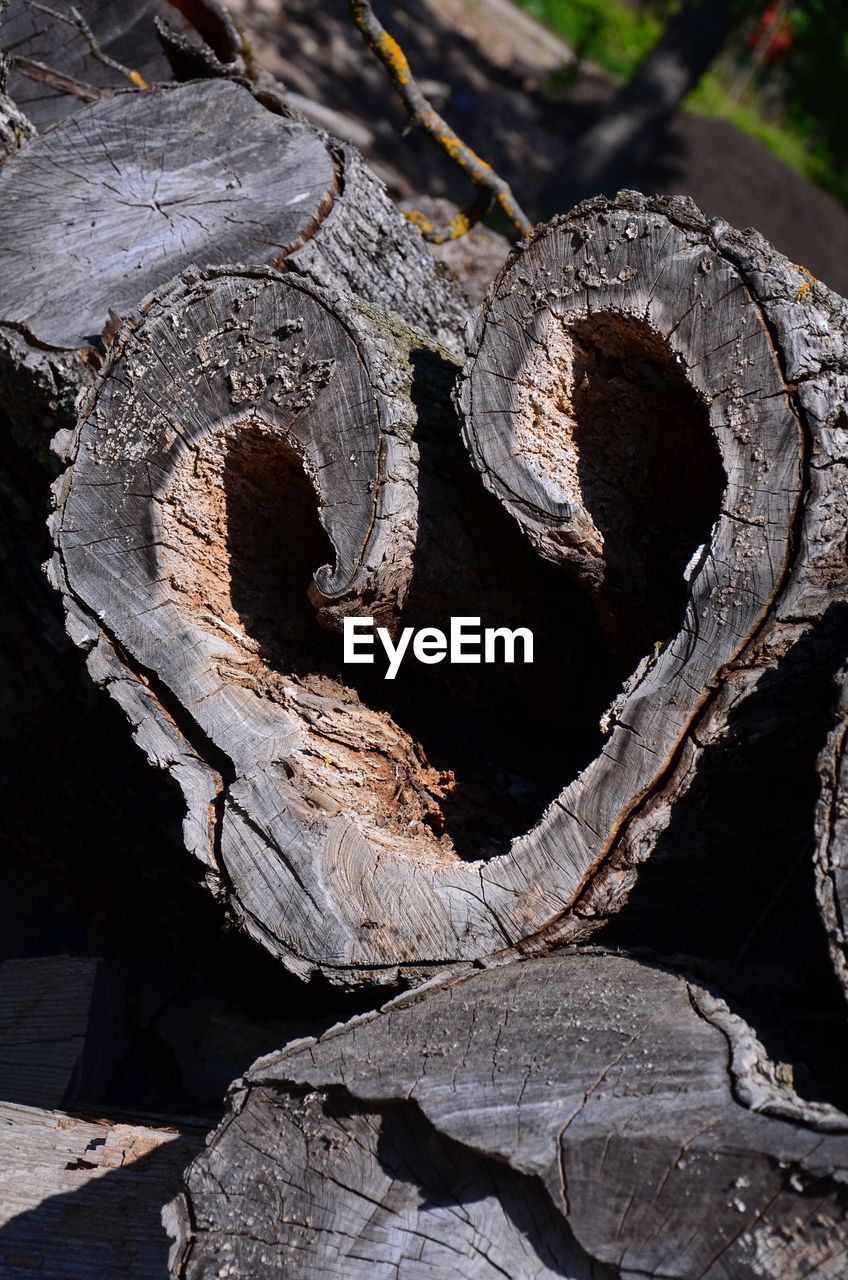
[168,951,848,1280]
[50,193,848,984]
[0,75,467,452]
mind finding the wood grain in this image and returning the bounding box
[169,951,848,1279]
[49,194,848,985]
[0,76,467,452]
[0,1101,205,1279]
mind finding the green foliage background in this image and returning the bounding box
[516,0,848,208]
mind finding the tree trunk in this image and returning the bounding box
[167,950,848,1280]
[554,0,735,207]
[50,192,848,990]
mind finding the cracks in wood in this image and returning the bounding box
[173,952,848,1278]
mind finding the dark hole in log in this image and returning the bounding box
[213,419,620,861]
[168,319,725,864]
[524,311,726,665]
[570,314,725,661]
[223,426,331,662]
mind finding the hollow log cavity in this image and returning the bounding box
[51,193,848,984]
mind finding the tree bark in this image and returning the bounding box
[167,950,848,1280]
[0,74,467,455]
[50,192,848,988]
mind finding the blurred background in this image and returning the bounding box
[231,0,848,294]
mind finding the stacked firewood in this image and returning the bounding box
[1,2,847,1275]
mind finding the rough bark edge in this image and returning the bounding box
[814,660,848,1000]
[48,264,451,983]
[466,191,848,962]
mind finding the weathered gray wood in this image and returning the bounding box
[0,0,33,156]
[49,268,449,983]
[0,391,362,1114]
[0,1100,206,1278]
[50,194,848,986]
[815,659,848,1001]
[459,190,848,955]
[1,82,335,352]
[0,75,467,452]
[168,951,848,1279]
[0,0,241,130]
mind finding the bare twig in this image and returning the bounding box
[10,55,110,103]
[348,0,532,243]
[26,2,149,89]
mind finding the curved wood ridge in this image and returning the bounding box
[168,951,848,1279]
[815,660,848,1002]
[51,268,433,977]
[0,76,467,451]
[51,194,848,986]
[460,191,848,958]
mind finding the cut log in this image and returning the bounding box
[816,659,848,1001]
[0,1099,206,1279]
[168,951,848,1280]
[50,268,459,983]
[0,372,366,1117]
[0,0,242,130]
[50,194,848,986]
[458,190,848,951]
[0,75,467,453]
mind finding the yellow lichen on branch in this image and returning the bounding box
[794,263,818,302]
[348,0,532,243]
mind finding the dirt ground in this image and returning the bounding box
[233,0,848,297]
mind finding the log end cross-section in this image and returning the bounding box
[0,75,468,451]
[167,951,848,1280]
[51,193,848,985]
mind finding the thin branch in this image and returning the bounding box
[10,55,111,103]
[26,2,149,89]
[348,0,532,243]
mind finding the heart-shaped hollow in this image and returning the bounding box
[160,407,620,864]
[52,190,847,986]
[502,309,726,664]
